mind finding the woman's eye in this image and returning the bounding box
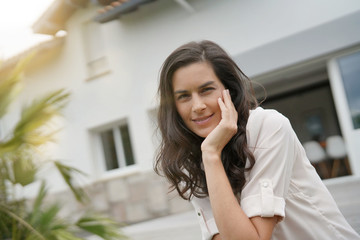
[177,94,190,100]
[201,87,215,93]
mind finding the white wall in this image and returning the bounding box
[6,0,360,194]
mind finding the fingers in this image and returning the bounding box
[218,89,238,122]
[218,89,231,108]
[223,89,237,114]
[218,96,226,110]
[223,89,232,106]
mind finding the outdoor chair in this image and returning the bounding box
[326,135,352,177]
[303,140,330,179]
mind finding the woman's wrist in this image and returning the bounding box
[202,149,222,164]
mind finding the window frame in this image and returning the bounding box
[90,118,138,179]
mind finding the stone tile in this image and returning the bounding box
[126,200,151,223]
[325,176,360,234]
[146,177,169,216]
[126,173,147,184]
[127,175,148,202]
[89,184,110,212]
[109,201,127,223]
[106,178,129,202]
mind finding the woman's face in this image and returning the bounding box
[172,62,225,138]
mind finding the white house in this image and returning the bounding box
[1,0,360,238]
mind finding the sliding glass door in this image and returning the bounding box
[328,50,360,176]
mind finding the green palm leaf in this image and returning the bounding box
[30,181,47,222]
[76,213,129,240]
[14,89,70,140]
[0,203,46,240]
[0,89,70,155]
[25,182,80,240]
[54,161,89,204]
[1,51,34,163]
[48,229,83,240]
[0,53,34,118]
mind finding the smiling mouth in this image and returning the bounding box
[192,114,214,124]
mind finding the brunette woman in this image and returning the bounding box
[155,40,359,240]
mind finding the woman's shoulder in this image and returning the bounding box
[247,107,293,143]
[249,107,290,128]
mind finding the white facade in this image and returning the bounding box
[2,0,360,234]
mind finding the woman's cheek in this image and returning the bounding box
[177,104,189,121]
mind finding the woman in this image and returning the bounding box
[154,40,359,240]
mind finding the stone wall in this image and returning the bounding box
[42,170,193,225]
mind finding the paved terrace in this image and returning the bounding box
[118,175,360,240]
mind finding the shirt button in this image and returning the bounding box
[263,182,269,188]
[198,212,201,216]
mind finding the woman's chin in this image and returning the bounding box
[193,129,212,139]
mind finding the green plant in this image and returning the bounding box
[0,57,128,240]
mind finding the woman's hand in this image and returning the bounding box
[201,89,238,159]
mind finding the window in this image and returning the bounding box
[99,121,135,171]
[82,20,110,80]
[337,51,360,129]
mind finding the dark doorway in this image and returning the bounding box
[261,81,341,143]
[259,80,350,179]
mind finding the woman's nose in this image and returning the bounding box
[192,96,206,113]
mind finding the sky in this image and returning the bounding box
[0,0,55,60]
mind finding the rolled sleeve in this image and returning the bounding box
[191,196,219,240]
[241,179,285,218]
[241,108,296,220]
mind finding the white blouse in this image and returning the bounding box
[191,107,360,240]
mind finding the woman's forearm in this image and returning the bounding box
[203,153,260,240]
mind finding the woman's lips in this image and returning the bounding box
[192,114,214,125]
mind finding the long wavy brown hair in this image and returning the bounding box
[154,40,258,200]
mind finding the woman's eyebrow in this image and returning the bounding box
[174,81,215,95]
[198,81,215,89]
[174,89,188,95]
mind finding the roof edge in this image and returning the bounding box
[32,0,89,35]
[94,0,156,23]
